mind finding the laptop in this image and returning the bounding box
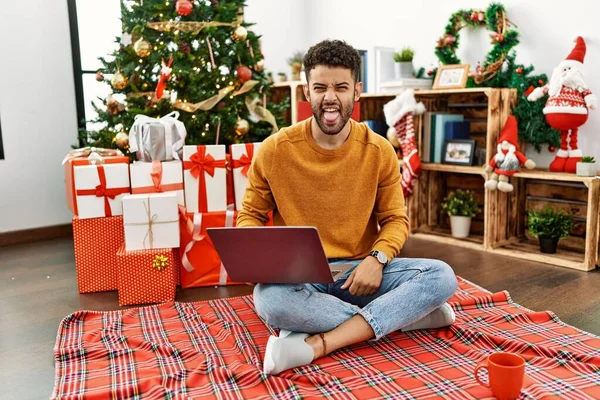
[206,226,353,284]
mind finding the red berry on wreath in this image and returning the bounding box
[548,145,556,153]
[427,69,433,76]
[516,67,523,74]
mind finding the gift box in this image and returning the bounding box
[230,143,261,211]
[116,245,179,306]
[183,145,228,213]
[129,112,186,162]
[179,207,241,288]
[72,215,123,293]
[226,154,235,209]
[63,150,129,216]
[122,193,180,251]
[130,160,185,206]
[74,163,131,219]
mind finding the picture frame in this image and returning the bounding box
[442,139,476,165]
[433,64,470,90]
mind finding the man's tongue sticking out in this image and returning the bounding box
[323,106,340,125]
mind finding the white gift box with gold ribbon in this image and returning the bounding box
[122,193,180,251]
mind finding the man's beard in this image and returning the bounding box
[311,97,354,135]
[549,67,587,96]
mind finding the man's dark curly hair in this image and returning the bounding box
[303,40,362,83]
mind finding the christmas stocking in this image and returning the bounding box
[383,90,426,197]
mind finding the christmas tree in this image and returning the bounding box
[80,0,288,153]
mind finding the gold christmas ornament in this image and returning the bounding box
[255,59,264,72]
[232,26,247,42]
[115,131,129,147]
[387,127,400,148]
[134,37,152,57]
[235,118,249,136]
[111,71,128,90]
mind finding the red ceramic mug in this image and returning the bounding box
[475,352,525,400]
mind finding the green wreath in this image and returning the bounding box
[435,3,518,85]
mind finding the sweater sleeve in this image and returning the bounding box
[371,142,411,260]
[236,136,277,227]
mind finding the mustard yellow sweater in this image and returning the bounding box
[236,118,410,261]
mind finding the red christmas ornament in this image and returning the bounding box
[236,66,252,83]
[516,67,523,74]
[548,145,556,153]
[538,79,544,85]
[176,0,193,16]
[523,85,535,96]
[427,69,434,76]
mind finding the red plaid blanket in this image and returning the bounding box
[53,278,600,399]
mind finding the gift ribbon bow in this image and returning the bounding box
[180,205,235,287]
[232,144,255,178]
[62,147,123,165]
[152,254,169,272]
[183,146,226,212]
[125,197,179,249]
[131,161,184,195]
[75,165,129,217]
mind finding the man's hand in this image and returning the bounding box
[340,257,383,296]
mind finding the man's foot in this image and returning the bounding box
[401,303,456,332]
[263,332,314,375]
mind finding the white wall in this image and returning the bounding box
[0,0,78,233]
[304,0,600,167]
[244,0,310,78]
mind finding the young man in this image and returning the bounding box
[236,40,458,375]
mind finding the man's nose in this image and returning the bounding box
[324,87,337,102]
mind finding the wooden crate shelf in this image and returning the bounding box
[421,163,485,176]
[490,238,588,271]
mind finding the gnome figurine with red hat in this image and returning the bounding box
[528,36,597,173]
[484,115,536,192]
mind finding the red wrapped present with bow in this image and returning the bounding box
[130,160,185,206]
[63,147,130,216]
[72,215,123,293]
[116,245,179,306]
[178,206,273,288]
[73,163,130,219]
[183,145,228,213]
[230,143,261,210]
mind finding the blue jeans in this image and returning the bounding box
[253,258,458,340]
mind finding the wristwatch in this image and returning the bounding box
[369,250,388,266]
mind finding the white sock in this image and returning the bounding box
[263,332,314,375]
[402,303,456,332]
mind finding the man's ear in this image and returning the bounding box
[354,81,363,101]
[302,84,310,102]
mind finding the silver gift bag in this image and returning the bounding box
[129,112,187,162]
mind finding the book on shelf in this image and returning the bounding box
[422,113,465,163]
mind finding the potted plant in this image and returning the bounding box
[393,47,414,79]
[576,156,597,177]
[277,72,288,83]
[442,189,480,238]
[527,206,573,254]
[287,50,304,81]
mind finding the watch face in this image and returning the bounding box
[376,252,387,264]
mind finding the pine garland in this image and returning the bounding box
[435,3,559,151]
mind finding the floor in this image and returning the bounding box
[1,237,599,399]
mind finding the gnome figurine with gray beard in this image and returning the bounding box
[485,115,536,192]
[528,36,597,173]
